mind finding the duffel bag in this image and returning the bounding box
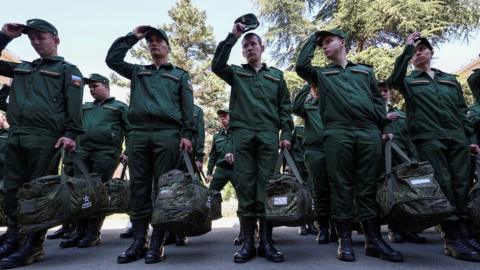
[468,156,480,229]
[377,141,455,232]
[99,163,130,215]
[265,149,314,227]
[17,152,109,233]
[151,150,215,237]
[0,187,7,227]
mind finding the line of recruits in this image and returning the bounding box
[0,14,479,269]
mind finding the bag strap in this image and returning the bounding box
[274,149,305,185]
[60,150,71,222]
[384,140,414,174]
[119,162,127,180]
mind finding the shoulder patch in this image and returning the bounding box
[409,80,430,85]
[437,80,457,87]
[263,74,280,83]
[322,70,340,75]
[351,69,370,76]
[71,75,82,87]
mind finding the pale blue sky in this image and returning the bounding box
[3,0,480,102]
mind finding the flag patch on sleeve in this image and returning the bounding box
[71,75,82,87]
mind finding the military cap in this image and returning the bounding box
[377,80,386,86]
[21,19,58,36]
[413,36,433,51]
[144,26,170,47]
[216,109,229,115]
[316,29,348,45]
[84,73,109,85]
[234,13,260,33]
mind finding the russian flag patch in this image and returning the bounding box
[71,75,82,87]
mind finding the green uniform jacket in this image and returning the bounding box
[290,125,307,177]
[295,34,388,131]
[193,105,205,162]
[468,69,480,103]
[0,128,8,162]
[105,32,194,140]
[79,97,130,151]
[211,33,293,141]
[207,128,233,175]
[0,33,84,139]
[387,45,473,142]
[467,69,480,143]
[292,84,323,150]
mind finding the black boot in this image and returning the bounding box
[335,221,355,261]
[59,218,88,248]
[402,231,427,244]
[46,224,67,240]
[117,220,149,264]
[257,219,283,263]
[459,220,480,253]
[298,225,307,235]
[316,218,330,244]
[234,217,244,245]
[77,216,104,248]
[0,226,19,260]
[120,227,133,239]
[441,221,480,261]
[0,230,46,269]
[163,231,176,246]
[175,234,188,246]
[388,229,404,244]
[233,217,256,263]
[362,219,403,262]
[306,223,319,235]
[144,227,165,264]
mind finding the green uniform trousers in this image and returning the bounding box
[209,167,235,192]
[76,148,120,183]
[415,138,472,220]
[232,128,278,218]
[324,128,381,221]
[127,129,180,221]
[4,134,61,223]
[304,148,330,219]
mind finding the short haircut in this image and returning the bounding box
[242,33,262,46]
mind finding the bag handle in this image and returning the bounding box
[384,140,414,174]
[274,148,305,185]
[179,150,208,186]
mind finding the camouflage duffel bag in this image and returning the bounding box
[377,141,455,232]
[17,153,109,233]
[0,187,7,226]
[468,156,480,230]
[151,151,215,237]
[99,163,130,215]
[265,149,314,227]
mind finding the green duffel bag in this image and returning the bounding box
[377,141,455,232]
[99,163,130,215]
[468,156,480,230]
[17,153,109,233]
[265,149,314,227]
[0,187,7,227]
[151,151,214,237]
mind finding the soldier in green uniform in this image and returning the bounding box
[296,29,402,262]
[212,19,293,263]
[468,69,480,144]
[387,32,480,262]
[59,73,130,249]
[106,25,194,264]
[292,84,333,244]
[0,111,9,182]
[378,81,427,244]
[0,19,84,268]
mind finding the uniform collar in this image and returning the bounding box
[147,62,174,70]
[220,127,230,135]
[326,61,357,69]
[32,56,65,65]
[411,68,448,78]
[241,63,269,72]
[94,97,115,106]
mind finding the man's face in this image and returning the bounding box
[89,82,109,102]
[321,35,345,60]
[218,113,229,127]
[241,35,264,64]
[27,29,59,58]
[412,44,433,67]
[0,114,6,127]
[379,85,391,100]
[146,33,169,59]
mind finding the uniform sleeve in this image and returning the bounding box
[292,85,310,118]
[279,75,294,141]
[386,45,415,94]
[194,108,206,162]
[211,33,237,85]
[180,72,195,140]
[119,103,131,145]
[0,32,19,77]
[295,34,320,87]
[63,65,85,139]
[105,32,139,79]
[468,69,480,103]
[207,134,217,175]
[370,71,391,132]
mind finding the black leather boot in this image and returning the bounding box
[0,230,46,269]
[306,223,319,235]
[233,217,256,263]
[144,227,165,264]
[298,225,307,235]
[77,216,105,248]
[59,218,88,248]
[120,226,133,239]
[440,220,480,262]
[163,231,176,246]
[46,224,68,240]
[0,226,19,260]
[316,218,330,244]
[459,220,480,252]
[234,217,244,245]
[117,220,149,264]
[175,234,188,246]
[257,219,283,263]
[362,219,403,262]
[335,221,355,261]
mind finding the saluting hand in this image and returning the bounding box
[132,25,152,40]
[232,23,245,39]
[279,140,291,150]
[1,23,24,39]
[179,138,193,152]
[55,137,76,152]
[406,32,422,45]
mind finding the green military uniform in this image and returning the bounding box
[0,32,84,223]
[0,127,8,182]
[212,33,293,218]
[387,44,473,220]
[193,105,205,163]
[468,69,480,143]
[290,126,308,180]
[0,85,9,112]
[207,127,234,192]
[385,107,418,166]
[292,85,330,221]
[77,96,129,182]
[296,34,388,222]
[106,31,194,222]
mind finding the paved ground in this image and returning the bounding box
[5,217,480,270]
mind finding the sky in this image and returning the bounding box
[3,0,480,103]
